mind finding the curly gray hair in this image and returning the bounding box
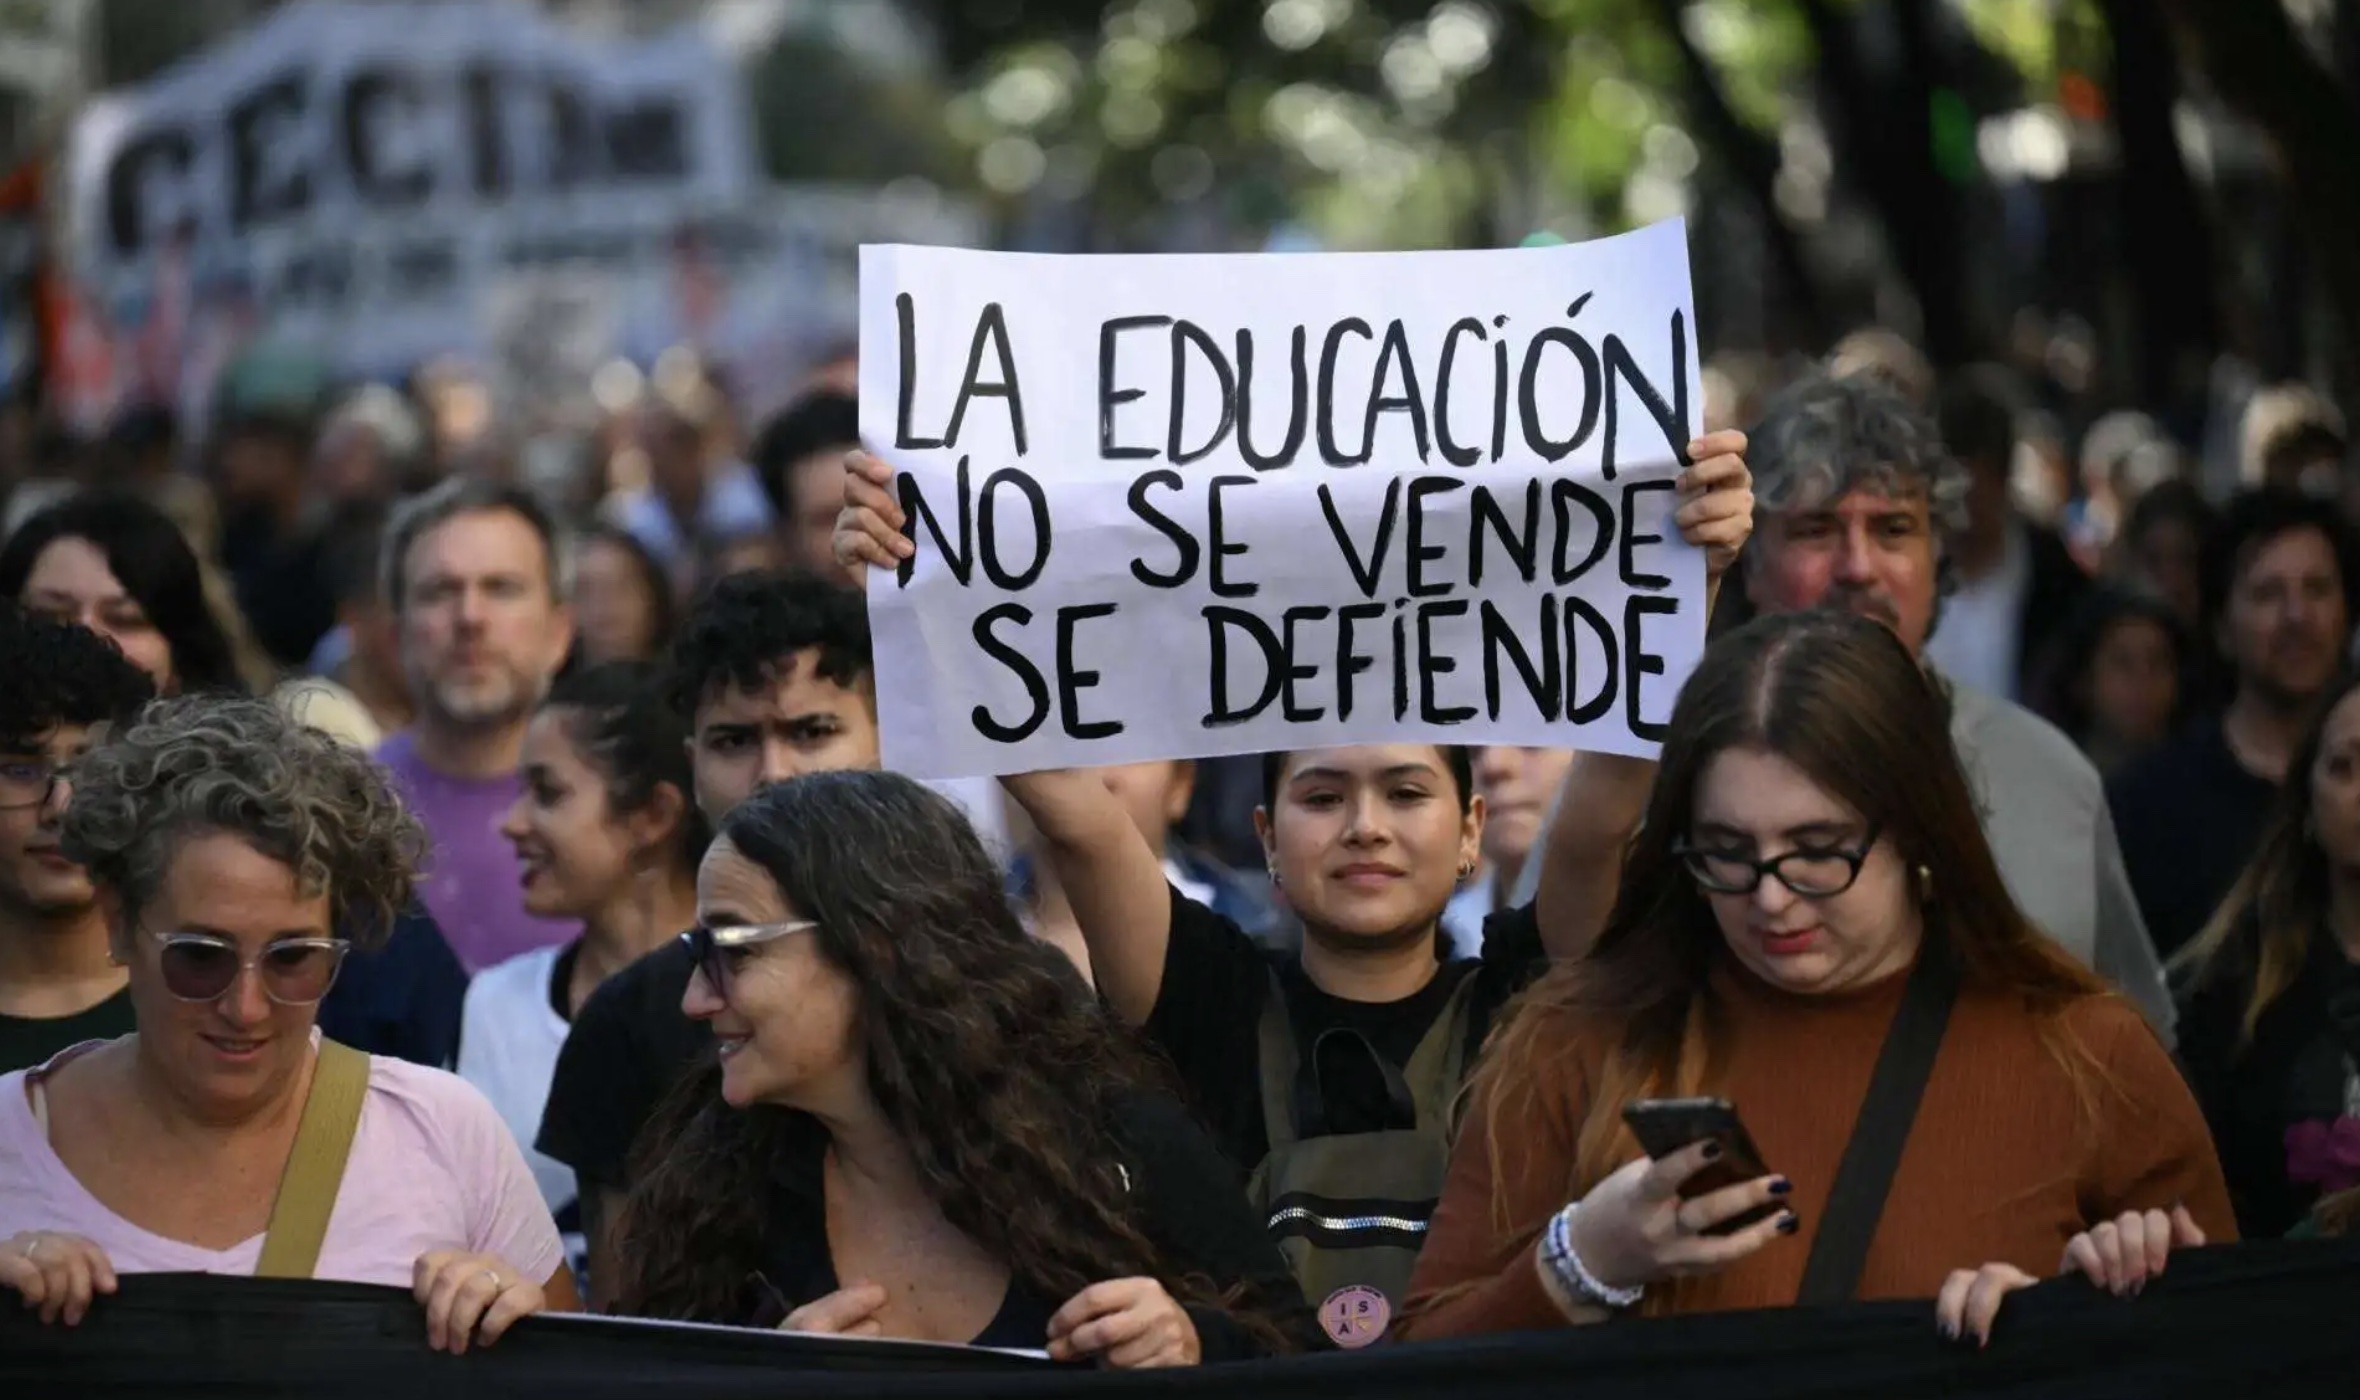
[1745,371,1971,572]
[59,695,425,948]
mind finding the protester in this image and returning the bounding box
[1012,762,1285,949]
[1922,367,2089,702]
[2239,384,2347,497]
[2176,668,2360,1237]
[0,491,249,694]
[536,570,889,1308]
[569,527,675,670]
[2112,477,2215,634]
[376,479,577,974]
[607,374,771,590]
[2112,492,2359,961]
[1448,747,1576,959]
[0,608,155,1072]
[2037,589,2190,779]
[838,432,1758,1327]
[1721,370,2174,1034]
[0,696,573,1346]
[612,773,1309,1362]
[462,662,706,1282]
[1397,611,2233,1347]
[277,508,413,750]
[211,351,337,669]
[749,390,860,582]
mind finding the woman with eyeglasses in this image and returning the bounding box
[612,771,1312,1365]
[0,696,575,1349]
[1397,611,2235,1348]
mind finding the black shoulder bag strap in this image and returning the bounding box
[1794,947,1962,1305]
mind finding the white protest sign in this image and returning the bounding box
[857,221,1706,779]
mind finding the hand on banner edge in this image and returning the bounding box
[1675,430,1752,586]
[834,450,912,576]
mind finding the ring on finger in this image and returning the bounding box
[477,1269,502,1293]
[20,1234,40,1261]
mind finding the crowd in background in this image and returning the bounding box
[0,311,2358,1367]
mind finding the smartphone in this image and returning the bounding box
[1620,1097,1782,1236]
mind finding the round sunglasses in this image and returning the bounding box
[147,928,353,1006]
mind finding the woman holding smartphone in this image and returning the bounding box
[1397,611,2234,1346]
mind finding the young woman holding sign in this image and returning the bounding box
[834,433,1755,1344]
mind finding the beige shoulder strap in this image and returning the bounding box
[253,1039,372,1280]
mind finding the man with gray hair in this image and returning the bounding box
[375,480,577,973]
[1738,371,2173,1035]
[1512,372,2172,1039]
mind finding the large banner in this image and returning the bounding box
[858,222,1707,779]
[57,0,765,421]
[7,1241,2359,1397]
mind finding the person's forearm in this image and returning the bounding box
[1000,770,1173,1024]
[1524,577,1719,958]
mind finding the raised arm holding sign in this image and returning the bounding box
[854,221,1717,781]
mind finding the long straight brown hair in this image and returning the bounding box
[1463,611,2112,1281]
[2175,669,2360,1044]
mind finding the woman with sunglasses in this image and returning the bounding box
[0,696,575,1350]
[612,772,1311,1364]
[1397,611,2234,1348]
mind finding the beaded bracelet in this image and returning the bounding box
[1543,1201,1645,1312]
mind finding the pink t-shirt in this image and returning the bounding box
[0,1039,565,1289]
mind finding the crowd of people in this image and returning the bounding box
[0,326,2355,1369]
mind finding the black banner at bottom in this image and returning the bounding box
[4,1240,2356,1399]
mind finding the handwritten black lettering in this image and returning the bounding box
[1404,476,1466,598]
[1056,603,1122,739]
[1099,315,1171,460]
[1126,469,1198,587]
[970,603,1049,742]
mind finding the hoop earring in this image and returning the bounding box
[1457,859,1477,883]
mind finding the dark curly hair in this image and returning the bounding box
[0,603,156,750]
[668,568,871,719]
[59,695,425,950]
[0,491,246,694]
[541,661,710,867]
[612,771,1268,1337]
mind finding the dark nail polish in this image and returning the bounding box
[1777,1213,1799,1234]
[1701,1141,1723,1161]
[1769,1177,1792,1196]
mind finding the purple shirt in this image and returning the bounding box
[375,732,572,974]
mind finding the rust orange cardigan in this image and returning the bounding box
[1398,960,2236,1338]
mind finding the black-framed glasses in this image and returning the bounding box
[0,759,67,811]
[149,929,352,1005]
[1670,825,1882,898]
[682,921,817,1002]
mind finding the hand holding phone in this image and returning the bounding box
[1621,1098,1783,1236]
[1553,1097,1798,1296]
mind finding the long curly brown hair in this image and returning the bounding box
[1427,611,2116,1318]
[610,770,1270,1335]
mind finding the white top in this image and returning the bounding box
[457,945,583,1274]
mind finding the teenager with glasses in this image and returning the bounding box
[0,606,154,1073]
[0,696,575,1349]
[1398,611,2234,1349]
[614,772,1311,1364]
